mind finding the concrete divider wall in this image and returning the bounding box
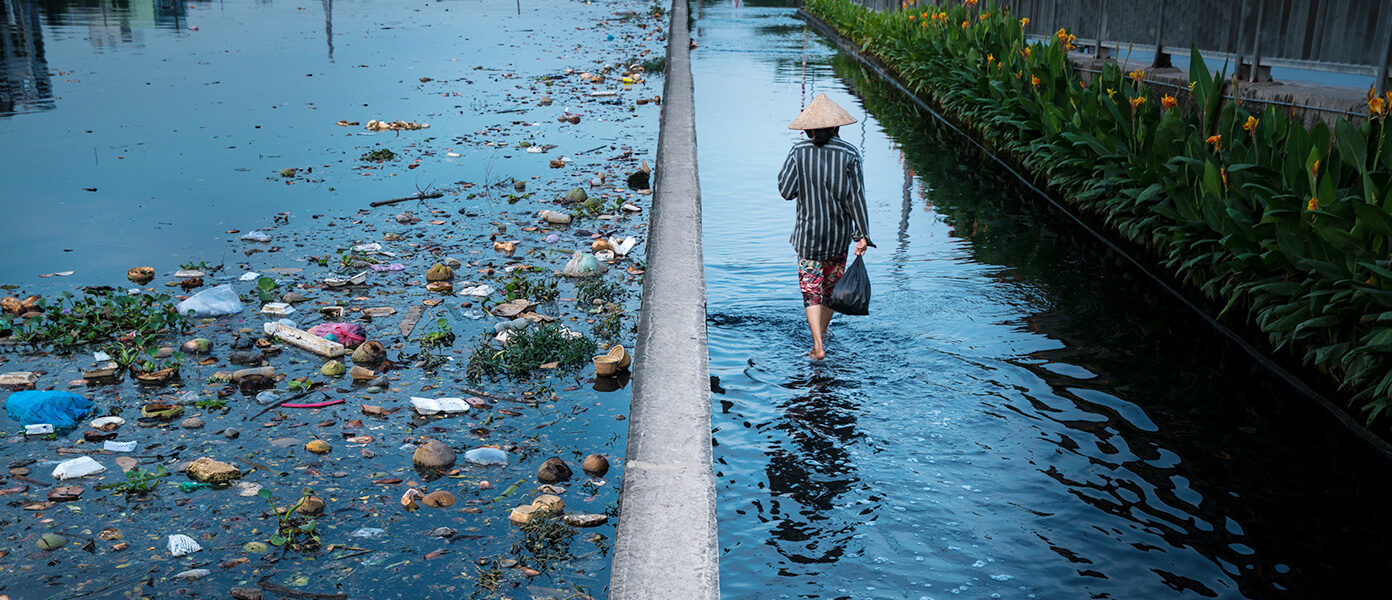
[608,0,720,598]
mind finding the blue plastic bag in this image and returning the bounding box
[4,391,94,430]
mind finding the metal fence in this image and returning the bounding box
[848,0,1392,91]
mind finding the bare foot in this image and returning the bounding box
[809,347,826,361]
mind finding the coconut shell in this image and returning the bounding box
[351,341,386,366]
[297,495,326,515]
[582,454,610,477]
[127,266,155,284]
[425,263,455,282]
[537,457,573,483]
[423,490,457,508]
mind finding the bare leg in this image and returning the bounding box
[805,305,827,360]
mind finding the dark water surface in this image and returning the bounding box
[694,2,1392,598]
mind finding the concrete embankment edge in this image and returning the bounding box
[796,8,1392,462]
[609,0,720,598]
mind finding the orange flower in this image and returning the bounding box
[1243,115,1260,134]
[1129,96,1146,112]
[908,14,916,20]
[1020,17,1030,27]
[1371,95,1387,117]
[1031,75,1041,87]
[1307,197,1320,212]
[964,0,978,5]
[1161,95,1178,110]
[986,53,994,63]
[1055,28,1076,50]
[1022,46,1032,59]
[1220,168,1228,190]
[961,20,969,28]
[1311,160,1320,178]
[1206,134,1222,148]
[1128,70,1145,83]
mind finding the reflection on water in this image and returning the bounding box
[1,0,53,114]
[696,1,1392,598]
[0,0,342,117]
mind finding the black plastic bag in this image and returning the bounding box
[826,255,870,315]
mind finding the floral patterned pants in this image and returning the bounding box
[798,255,847,307]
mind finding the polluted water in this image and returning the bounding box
[0,0,664,598]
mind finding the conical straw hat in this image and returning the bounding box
[788,93,858,130]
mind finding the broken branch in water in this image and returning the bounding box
[369,191,444,207]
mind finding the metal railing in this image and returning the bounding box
[850,0,1392,92]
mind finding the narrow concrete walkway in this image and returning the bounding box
[608,0,719,598]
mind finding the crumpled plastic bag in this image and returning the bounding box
[177,284,243,316]
[52,456,106,480]
[4,390,94,430]
[168,534,203,557]
[562,251,607,277]
[308,322,366,348]
[411,397,470,415]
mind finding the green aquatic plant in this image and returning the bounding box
[465,324,597,380]
[418,317,455,348]
[258,487,322,552]
[2,289,187,352]
[502,269,559,303]
[96,466,170,496]
[360,148,397,162]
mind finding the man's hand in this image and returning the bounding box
[855,238,869,256]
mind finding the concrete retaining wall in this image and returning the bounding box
[608,0,720,598]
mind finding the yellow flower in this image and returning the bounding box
[1020,17,1030,27]
[1311,160,1320,178]
[1022,46,1032,59]
[986,53,994,63]
[1105,87,1117,99]
[1307,197,1320,212]
[1128,70,1145,83]
[964,0,978,5]
[1031,75,1041,87]
[1129,96,1146,111]
[1220,168,1228,189]
[1206,134,1222,148]
[1371,95,1387,117]
[980,13,988,21]
[1243,115,1260,133]
[1188,81,1197,92]
[1161,95,1178,110]
[961,20,969,29]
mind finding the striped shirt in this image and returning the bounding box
[777,136,871,261]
